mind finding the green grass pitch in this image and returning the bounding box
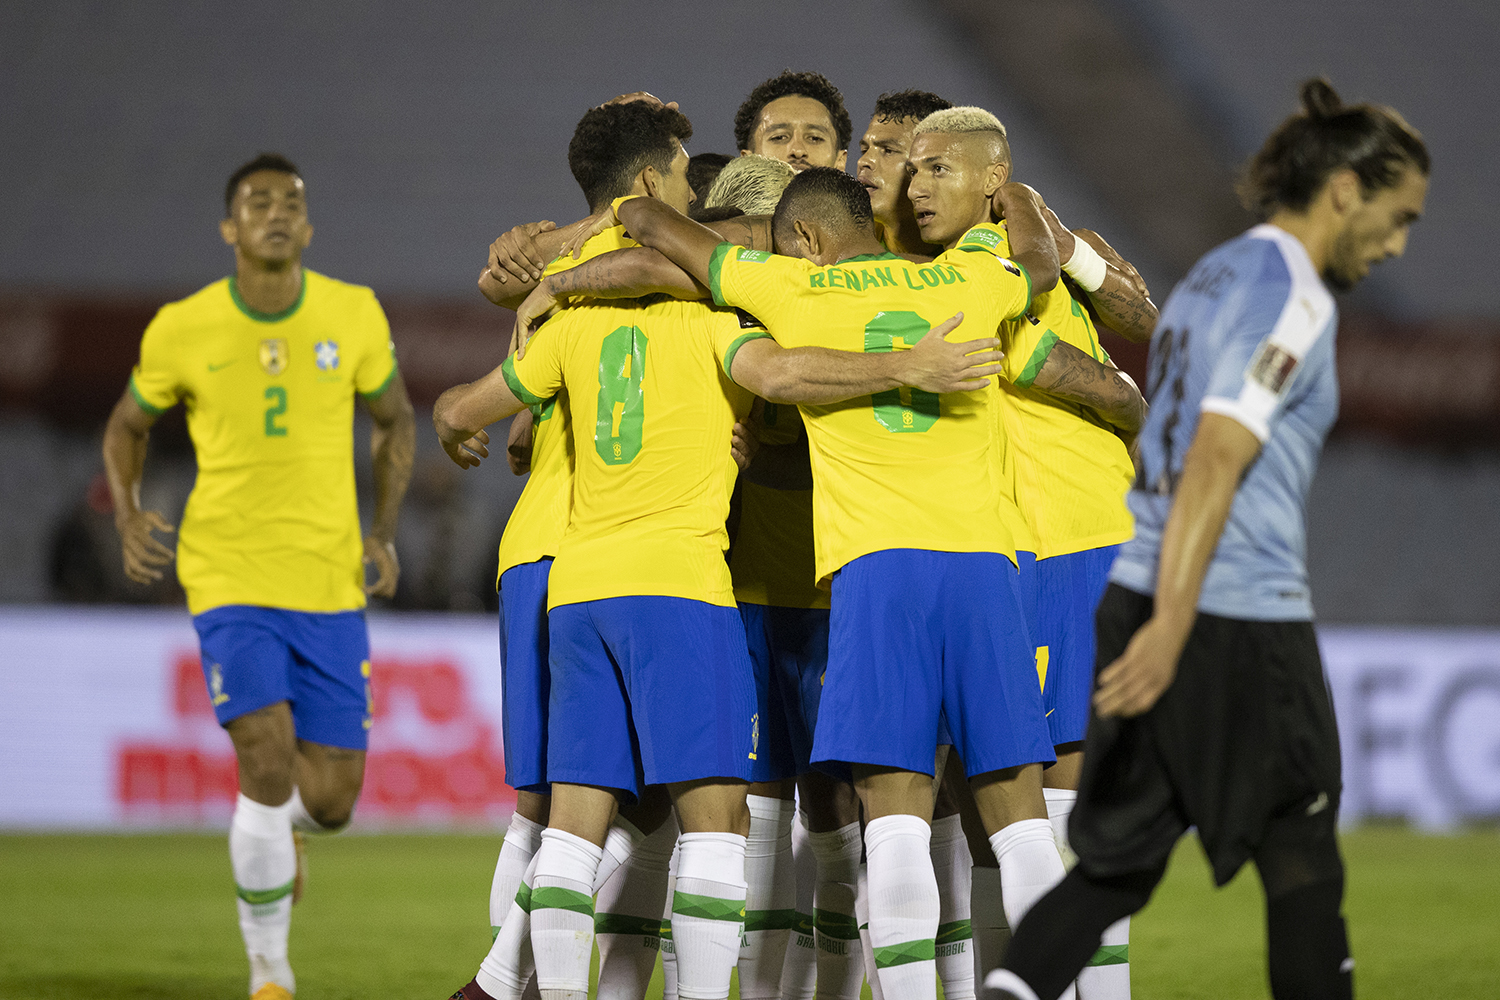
[1,827,1495,999]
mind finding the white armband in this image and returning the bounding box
[1062,237,1107,292]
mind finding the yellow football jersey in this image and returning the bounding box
[707,235,1033,585]
[129,270,397,615]
[494,228,642,582]
[965,223,1135,559]
[500,290,765,609]
[730,403,828,609]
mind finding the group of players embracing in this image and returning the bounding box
[436,71,1158,1000]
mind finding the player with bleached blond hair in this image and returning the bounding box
[704,154,796,217]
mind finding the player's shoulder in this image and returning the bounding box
[302,268,380,307]
[146,278,233,340]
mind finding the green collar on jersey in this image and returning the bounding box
[836,251,905,264]
[229,273,307,323]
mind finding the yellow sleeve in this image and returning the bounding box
[1000,313,1062,388]
[128,309,182,415]
[354,291,399,398]
[944,224,1033,321]
[711,305,773,380]
[501,320,566,406]
[706,243,800,332]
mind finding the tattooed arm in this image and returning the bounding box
[1030,339,1147,439]
[1068,228,1159,342]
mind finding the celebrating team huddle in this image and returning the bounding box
[110,62,1429,1000]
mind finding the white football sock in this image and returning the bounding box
[492,812,546,937]
[779,810,817,1000]
[673,831,747,1000]
[478,851,541,1000]
[1048,785,1131,1000]
[286,786,347,834]
[864,814,940,1000]
[1043,788,1079,869]
[661,841,680,1000]
[970,865,1010,988]
[984,968,1043,1000]
[808,820,864,999]
[739,795,796,999]
[230,792,297,996]
[855,862,884,1000]
[530,829,602,1000]
[990,818,1074,1000]
[596,815,677,1000]
[595,816,644,893]
[931,814,976,1000]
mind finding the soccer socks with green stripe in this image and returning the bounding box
[807,820,864,999]
[864,814,941,1000]
[478,850,541,1000]
[931,814,977,1000]
[491,812,545,938]
[530,829,602,1000]
[661,840,681,1000]
[855,862,886,1000]
[596,816,677,1000]
[673,831,748,1000]
[990,818,1074,1000]
[1045,789,1131,1000]
[230,792,297,996]
[739,795,796,999]
[778,811,817,1000]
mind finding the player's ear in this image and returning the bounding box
[299,222,313,250]
[983,160,1009,198]
[1326,167,1360,215]
[793,219,820,260]
[219,217,238,247]
[835,149,848,170]
[640,164,660,201]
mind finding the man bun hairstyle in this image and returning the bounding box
[705,154,796,216]
[1239,77,1430,220]
[874,89,953,124]
[224,153,301,216]
[568,101,694,212]
[734,70,854,151]
[771,166,873,249]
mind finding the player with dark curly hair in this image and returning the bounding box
[734,70,853,173]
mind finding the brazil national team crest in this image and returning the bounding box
[315,340,340,371]
[259,338,289,375]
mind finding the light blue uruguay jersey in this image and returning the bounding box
[1111,224,1338,621]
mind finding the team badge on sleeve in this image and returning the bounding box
[315,340,340,371]
[259,338,289,375]
[1248,342,1299,395]
[736,249,771,263]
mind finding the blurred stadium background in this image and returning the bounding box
[1,2,1497,997]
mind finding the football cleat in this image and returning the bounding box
[251,984,294,1000]
[447,979,497,1000]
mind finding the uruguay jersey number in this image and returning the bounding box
[864,311,938,433]
[595,325,647,465]
[264,386,289,437]
[1145,326,1191,494]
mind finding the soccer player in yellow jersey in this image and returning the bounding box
[735,70,852,174]
[101,153,416,1000]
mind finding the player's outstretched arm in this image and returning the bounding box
[101,390,175,584]
[1029,341,1148,439]
[730,313,1003,405]
[360,374,416,598]
[615,197,726,288]
[1094,413,1260,718]
[993,182,1060,295]
[432,362,530,469]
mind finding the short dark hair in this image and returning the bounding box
[224,153,300,216]
[568,102,695,212]
[772,166,873,249]
[1239,78,1430,220]
[873,90,953,124]
[691,204,746,224]
[734,70,853,151]
[687,152,733,203]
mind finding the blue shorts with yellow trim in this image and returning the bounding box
[499,558,552,793]
[192,605,371,750]
[739,602,830,781]
[1034,545,1119,746]
[812,549,1053,778]
[546,596,757,799]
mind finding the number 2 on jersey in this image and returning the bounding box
[864,311,937,433]
[264,386,288,437]
[595,325,647,464]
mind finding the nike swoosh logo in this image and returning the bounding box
[208,360,237,372]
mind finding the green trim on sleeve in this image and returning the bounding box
[707,242,733,307]
[721,331,772,381]
[358,361,398,400]
[500,356,548,407]
[1016,261,1034,315]
[128,374,169,416]
[1014,328,1061,388]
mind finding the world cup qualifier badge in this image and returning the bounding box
[259,338,289,375]
[315,340,340,371]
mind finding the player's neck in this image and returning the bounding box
[830,234,891,264]
[234,255,304,315]
[1265,210,1335,276]
[877,214,941,257]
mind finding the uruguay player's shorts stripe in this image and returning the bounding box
[499,558,553,792]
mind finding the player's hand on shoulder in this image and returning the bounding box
[488,221,557,286]
[513,281,560,359]
[1093,615,1185,718]
[116,509,175,584]
[558,206,618,262]
[904,313,1004,393]
[362,535,399,598]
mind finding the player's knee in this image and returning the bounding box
[1256,806,1345,902]
[304,789,359,831]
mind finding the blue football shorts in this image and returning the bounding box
[546,596,758,799]
[498,557,553,793]
[812,549,1053,778]
[1034,545,1119,746]
[193,605,371,750]
[739,602,831,781]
